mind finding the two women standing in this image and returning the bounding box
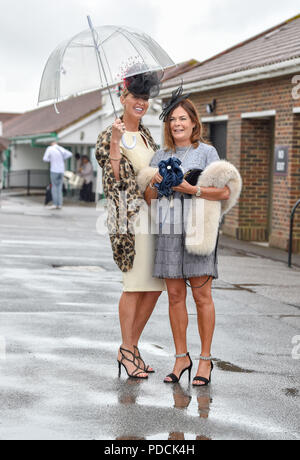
[96,77,242,385]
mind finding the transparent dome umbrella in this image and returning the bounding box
[38,17,175,149]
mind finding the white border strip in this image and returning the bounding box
[241,110,276,119]
[201,115,229,123]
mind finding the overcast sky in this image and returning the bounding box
[0,0,299,113]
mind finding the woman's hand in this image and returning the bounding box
[150,171,163,187]
[172,180,196,195]
[111,118,126,144]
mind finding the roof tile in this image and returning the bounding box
[163,15,300,89]
[3,90,102,138]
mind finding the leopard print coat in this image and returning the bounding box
[95,120,157,272]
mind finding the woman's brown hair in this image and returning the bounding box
[163,99,206,151]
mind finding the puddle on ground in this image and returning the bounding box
[214,284,264,293]
[215,359,255,373]
[284,388,299,398]
[53,265,105,272]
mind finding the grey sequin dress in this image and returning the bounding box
[150,143,220,280]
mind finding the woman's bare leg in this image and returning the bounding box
[131,291,162,371]
[190,276,215,385]
[132,291,162,345]
[164,278,190,381]
[118,291,148,377]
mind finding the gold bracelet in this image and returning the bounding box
[149,182,156,190]
[109,156,122,161]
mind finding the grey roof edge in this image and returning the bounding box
[3,90,102,138]
[161,14,300,94]
[160,57,300,97]
[193,14,300,70]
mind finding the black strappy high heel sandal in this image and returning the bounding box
[164,352,193,384]
[192,356,214,387]
[118,347,149,379]
[134,346,155,374]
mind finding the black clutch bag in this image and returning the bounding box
[184,169,203,186]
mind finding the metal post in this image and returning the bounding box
[27,170,30,196]
[87,16,118,119]
[86,16,136,150]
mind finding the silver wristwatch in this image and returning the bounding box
[196,186,202,197]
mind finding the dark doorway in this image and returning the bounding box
[240,117,274,242]
[210,122,227,159]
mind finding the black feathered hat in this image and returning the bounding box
[123,64,162,99]
[159,85,190,122]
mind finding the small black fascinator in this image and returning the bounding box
[159,85,190,122]
[123,64,162,99]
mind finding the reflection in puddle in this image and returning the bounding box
[115,379,213,440]
[53,265,105,272]
[117,379,143,405]
[215,359,254,374]
[172,384,192,410]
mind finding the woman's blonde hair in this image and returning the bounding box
[164,99,206,151]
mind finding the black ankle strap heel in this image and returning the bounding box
[118,347,148,379]
[134,346,155,374]
[164,352,193,384]
[192,356,214,386]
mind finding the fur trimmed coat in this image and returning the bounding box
[137,160,242,256]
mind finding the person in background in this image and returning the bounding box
[75,153,82,173]
[79,155,94,202]
[43,142,73,210]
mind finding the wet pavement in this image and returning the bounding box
[0,193,299,440]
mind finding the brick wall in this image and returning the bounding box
[290,114,300,253]
[187,74,300,252]
[238,118,273,241]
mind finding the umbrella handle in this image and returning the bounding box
[121,134,137,150]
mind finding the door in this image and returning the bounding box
[210,122,227,159]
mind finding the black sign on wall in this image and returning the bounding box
[274,146,289,176]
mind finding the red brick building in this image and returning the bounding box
[162,15,300,254]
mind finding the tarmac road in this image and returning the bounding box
[0,194,299,440]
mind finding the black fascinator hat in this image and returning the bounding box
[123,63,162,99]
[159,85,190,122]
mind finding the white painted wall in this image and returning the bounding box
[58,116,103,146]
[10,144,48,171]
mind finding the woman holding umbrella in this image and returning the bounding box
[38,19,176,379]
[95,71,166,379]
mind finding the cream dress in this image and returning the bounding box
[120,131,166,292]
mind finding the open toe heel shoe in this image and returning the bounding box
[118,346,148,379]
[192,356,214,387]
[164,352,193,384]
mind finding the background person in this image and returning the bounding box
[75,153,82,173]
[43,142,73,210]
[79,155,94,202]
